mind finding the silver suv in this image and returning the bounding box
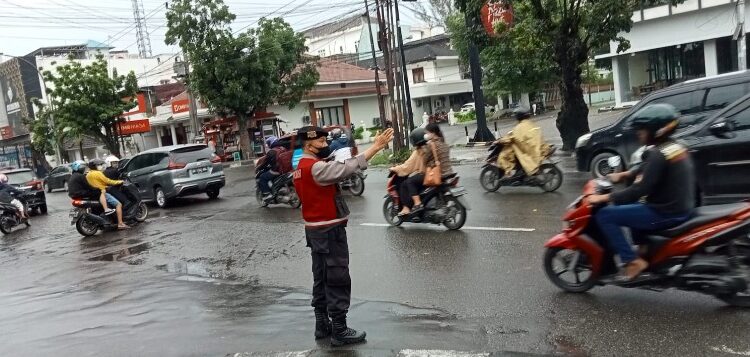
[121,144,226,208]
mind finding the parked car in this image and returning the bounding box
[3,168,47,214]
[43,164,72,192]
[120,144,226,208]
[575,70,750,177]
[460,102,494,114]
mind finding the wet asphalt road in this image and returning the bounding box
[2,154,750,356]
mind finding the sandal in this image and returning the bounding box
[617,258,649,281]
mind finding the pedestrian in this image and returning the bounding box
[422,112,429,127]
[532,103,537,116]
[293,126,394,346]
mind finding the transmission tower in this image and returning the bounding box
[131,0,153,58]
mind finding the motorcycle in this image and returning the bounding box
[255,171,301,208]
[479,143,563,193]
[382,172,470,230]
[339,170,367,196]
[70,182,149,237]
[542,177,750,306]
[0,194,31,234]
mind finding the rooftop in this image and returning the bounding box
[25,40,114,57]
[317,59,378,82]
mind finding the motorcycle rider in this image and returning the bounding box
[293,126,393,346]
[103,155,121,180]
[588,104,695,280]
[86,158,130,230]
[400,123,453,216]
[68,160,100,201]
[390,127,427,215]
[496,107,551,180]
[257,136,282,202]
[0,173,28,220]
[329,128,353,162]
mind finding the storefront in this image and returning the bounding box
[203,112,284,160]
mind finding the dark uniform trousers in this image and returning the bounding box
[306,224,351,319]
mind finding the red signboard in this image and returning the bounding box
[480,0,513,37]
[118,119,151,136]
[0,126,13,140]
[172,99,190,114]
[123,92,148,117]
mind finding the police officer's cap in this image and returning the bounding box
[298,126,328,141]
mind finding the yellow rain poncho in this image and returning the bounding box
[497,119,551,176]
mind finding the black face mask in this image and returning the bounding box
[315,146,333,160]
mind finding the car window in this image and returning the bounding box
[6,171,34,185]
[125,155,148,171]
[650,91,704,115]
[704,83,747,111]
[153,153,169,168]
[171,146,212,163]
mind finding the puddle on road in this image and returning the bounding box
[87,241,151,262]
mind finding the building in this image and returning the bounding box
[596,0,749,106]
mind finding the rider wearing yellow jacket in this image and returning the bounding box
[497,107,551,177]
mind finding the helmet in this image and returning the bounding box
[0,174,7,184]
[71,160,86,173]
[331,128,343,139]
[265,136,278,147]
[513,107,531,120]
[88,158,105,170]
[629,104,680,142]
[104,155,120,167]
[409,127,427,147]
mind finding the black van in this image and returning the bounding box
[575,71,750,177]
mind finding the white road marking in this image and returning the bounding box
[399,350,491,357]
[360,222,535,232]
[711,346,750,356]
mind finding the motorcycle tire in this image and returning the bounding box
[348,174,365,196]
[76,216,99,237]
[543,247,596,293]
[288,187,301,209]
[442,196,467,230]
[382,198,403,227]
[0,217,12,234]
[480,166,502,192]
[539,163,563,193]
[134,202,149,223]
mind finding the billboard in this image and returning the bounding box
[0,59,30,139]
[171,99,190,114]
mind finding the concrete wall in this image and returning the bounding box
[628,53,650,88]
[613,56,632,106]
[269,104,310,131]
[434,58,462,82]
[347,96,381,128]
[306,27,363,57]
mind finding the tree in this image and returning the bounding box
[407,0,456,26]
[41,54,138,156]
[165,0,319,159]
[456,0,652,150]
[24,99,56,156]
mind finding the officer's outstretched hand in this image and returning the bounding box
[364,128,395,161]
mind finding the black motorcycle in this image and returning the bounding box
[255,171,301,208]
[0,194,31,234]
[70,182,148,237]
[339,170,366,196]
[382,172,469,230]
[479,143,563,193]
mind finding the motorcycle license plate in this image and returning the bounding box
[191,166,209,175]
[69,208,80,225]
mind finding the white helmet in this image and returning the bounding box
[0,174,7,184]
[104,155,120,167]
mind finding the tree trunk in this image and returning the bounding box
[238,113,250,160]
[554,39,591,151]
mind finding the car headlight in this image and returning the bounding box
[575,133,592,148]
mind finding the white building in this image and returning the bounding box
[596,0,749,106]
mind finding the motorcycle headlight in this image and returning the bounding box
[575,133,592,149]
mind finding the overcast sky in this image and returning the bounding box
[0,0,428,57]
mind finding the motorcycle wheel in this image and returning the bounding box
[0,217,12,234]
[442,196,467,230]
[382,198,403,227]
[76,216,99,237]
[348,174,365,196]
[539,163,564,193]
[479,166,501,192]
[255,188,269,208]
[288,187,301,209]
[543,247,596,293]
[134,202,149,223]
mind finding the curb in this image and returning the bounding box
[463,141,494,148]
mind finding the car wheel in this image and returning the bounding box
[154,187,168,208]
[206,188,220,199]
[591,152,621,178]
[44,182,51,193]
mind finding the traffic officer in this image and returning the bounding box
[294,126,394,346]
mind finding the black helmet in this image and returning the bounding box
[88,158,105,169]
[409,127,427,147]
[513,107,531,120]
[629,104,680,141]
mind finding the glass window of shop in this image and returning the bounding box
[315,106,346,127]
[646,42,705,86]
[717,36,739,74]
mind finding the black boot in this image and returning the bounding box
[314,309,332,340]
[330,317,366,347]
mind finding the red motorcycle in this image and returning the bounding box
[543,178,750,306]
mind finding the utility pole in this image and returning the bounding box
[174,60,200,143]
[364,1,386,128]
[464,12,494,142]
[738,0,747,70]
[387,0,405,144]
[394,0,415,132]
[131,0,153,58]
[376,0,402,150]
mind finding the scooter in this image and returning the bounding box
[0,194,31,234]
[70,182,148,237]
[255,171,301,208]
[479,143,563,193]
[542,176,750,307]
[382,172,470,230]
[339,170,367,196]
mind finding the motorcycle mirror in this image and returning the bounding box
[607,156,622,169]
